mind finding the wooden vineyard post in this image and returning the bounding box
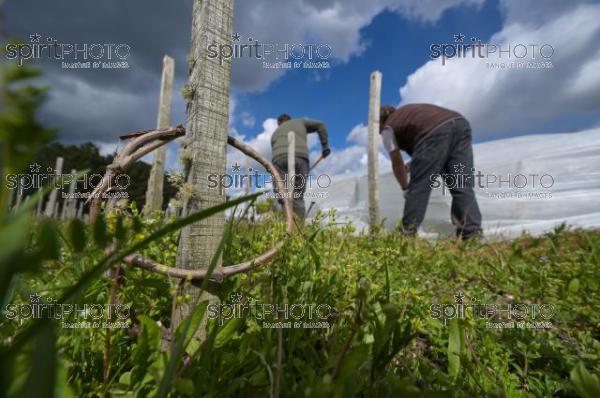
[287,131,295,204]
[145,55,175,214]
[245,156,251,195]
[44,157,63,218]
[173,0,234,338]
[61,169,77,219]
[367,71,382,232]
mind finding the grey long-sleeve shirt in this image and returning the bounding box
[271,118,329,163]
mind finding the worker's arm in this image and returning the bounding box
[304,119,330,157]
[382,126,409,190]
[390,150,409,190]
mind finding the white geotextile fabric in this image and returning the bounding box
[307,128,600,238]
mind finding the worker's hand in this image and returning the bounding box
[322,148,331,158]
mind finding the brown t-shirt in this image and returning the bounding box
[384,104,462,155]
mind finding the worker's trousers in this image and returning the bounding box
[403,117,482,239]
[273,156,309,218]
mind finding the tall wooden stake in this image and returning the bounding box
[245,156,251,196]
[14,177,24,209]
[367,71,382,232]
[62,169,77,219]
[174,0,234,335]
[145,55,175,214]
[7,187,14,211]
[287,131,295,200]
[44,157,63,218]
[36,187,43,216]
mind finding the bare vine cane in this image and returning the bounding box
[87,126,294,283]
[87,125,186,223]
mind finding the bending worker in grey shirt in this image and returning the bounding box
[380,103,482,239]
[271,114,330,218]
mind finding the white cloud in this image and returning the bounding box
[232,0,484,91]
[97,142,119,156]
[309,123,391,178]
[226,117,278,169]
[228,95,239,137]
[398,1,600,136]
[388,0,484,23]
[347,123,369,146]
[241,112,256,128]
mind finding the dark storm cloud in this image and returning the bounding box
[3,0,397,144]
[4,0,194,144]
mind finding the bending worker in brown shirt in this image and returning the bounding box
[380,103,482,239]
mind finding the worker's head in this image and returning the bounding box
[277,114,291,125]
[379,105,395,132]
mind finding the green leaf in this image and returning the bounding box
[114,216,127,241]
[570,362,600,398]
[118,371,132,386]
[6,192,261,356]
[185,337,201,357]
[132,315,162,386]
[140,315,162,350]
[214,317,243,348]
[336,344,369,392]
[54,359,76,398]
[0,211,31,263]
[174,378,195,395]
[68,218,87,252]
[38,220,60,260]
[568,278,580,293]
[93,215,109,247]
[308,244,321,272]
[20,321,56,398]
[174,302,207,353]
[131,215,143,233]
[447,318,464,379]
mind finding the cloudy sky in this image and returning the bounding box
[4,0,600,178]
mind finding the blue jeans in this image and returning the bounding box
[403,118,482,239]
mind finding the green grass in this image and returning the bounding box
[2,209,599,397]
